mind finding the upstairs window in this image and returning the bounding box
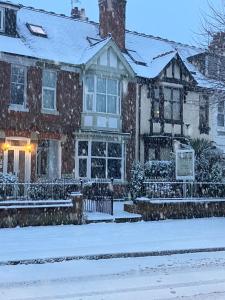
[199,95,209,134]
[152,86,160,119]
[10,65,26,107]
[85,75,120,115]
[0,8,4,32]
[42,70,57,111]
[218,100,225,127]
[164,87,181,121]
[27,23,47,37]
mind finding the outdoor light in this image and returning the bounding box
[25,144,33,153]
[2,143,10,151]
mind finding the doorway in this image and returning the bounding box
[3,138,31,183]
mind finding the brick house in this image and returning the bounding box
[0,0,223,184]
[0,0,135,183]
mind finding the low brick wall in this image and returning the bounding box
[0,195,83,228]
[124,199,225,221]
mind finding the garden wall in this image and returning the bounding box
[124,199,225,221]
[0,196,83,228]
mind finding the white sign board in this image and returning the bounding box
[176,149,195,181]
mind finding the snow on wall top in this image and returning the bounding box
[0,4,212,88]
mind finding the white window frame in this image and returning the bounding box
[42,69,57,112]
[84,75,121,115]
[76,140,124,180]
[10,64,27,111]
[0,7,5,33]
[217,100,225,130]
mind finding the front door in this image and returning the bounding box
[7,149,26,182]
[3,139,31,183]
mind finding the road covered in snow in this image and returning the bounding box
[1,218,225,263]
[0,251,225,299]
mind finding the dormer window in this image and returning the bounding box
[27,23,47,37]
[0,7,5,32]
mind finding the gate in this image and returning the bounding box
[82,179,114,215]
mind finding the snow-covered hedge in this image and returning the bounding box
[0,172,17,184]
[28,179,81,200]
[144,160,175,181]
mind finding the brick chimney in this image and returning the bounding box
[71,7,88,21]
[98,0,127,51]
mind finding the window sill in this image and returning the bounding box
[41,109,59,116]
[8,106,29,113]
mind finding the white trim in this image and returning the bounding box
[42,69,57,111]
[0,7,5,33]
[10,64,27,108]
[3,137,31,183]
[84,74,121,116]
[76,139,124,180]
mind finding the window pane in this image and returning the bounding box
[11,84,24,105]
[153,101,160,118]
[164,88,171,100]
[218,114,224,127]
[37,141,49,176]
[96,94,106,112]
[86,76,94,92]
[154,87,160,99]
[108,159,121,179]
[78,141,88,156]
[173,102,181,120]
[43,89,55,109]
[160,147,171,160]
[86,94,93,111]
[108,79,117,95]
[97,77,106,93]
[92,142,106,157]
[108,143,122,157]
[148,148,156,160]
[91,158,106,178]
[79,159,87,177]
[0,11,2,30]
[43,70,56,88]
[107,95,117,114]
[164,101,172,119]
[218,101,224,113]
[173,89,180,102]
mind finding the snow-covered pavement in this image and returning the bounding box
[0,251,225,299]
[0,218,225,263]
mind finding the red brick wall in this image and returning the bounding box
[0,61,82,178]
[99,0,126,50]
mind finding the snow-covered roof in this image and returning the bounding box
[0,4,213,88]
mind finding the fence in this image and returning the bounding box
[82,179,114,215]
[143,181,225,199]
[0,182,80,201]
[0,179,114,215]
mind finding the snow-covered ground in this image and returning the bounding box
[0,251,225,299]
[0,218,225,263]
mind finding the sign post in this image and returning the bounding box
[175,149,195,198]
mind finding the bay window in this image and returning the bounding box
[77,140,123,180]
[11,65,26,107]
[85,75,120,115]
[42,70,57,111]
